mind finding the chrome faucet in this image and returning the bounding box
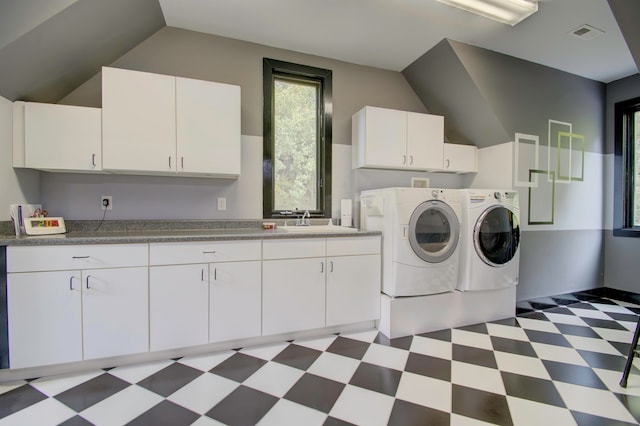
[296,210,311,226]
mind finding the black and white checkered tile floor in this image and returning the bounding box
[2,290,640,425]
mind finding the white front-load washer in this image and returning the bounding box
[360,187,462,297]
[457,189,521,291]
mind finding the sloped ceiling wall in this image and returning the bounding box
[608,0,640,72]
[0,0,164,103]
[402,39,606,151]
[403,1,639,150]
[401,39,510,147]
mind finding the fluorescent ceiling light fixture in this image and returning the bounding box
[437,0,538,26]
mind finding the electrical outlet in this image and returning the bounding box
[101,195,113,210]
[217,197,227,211]
[411,177,430,188]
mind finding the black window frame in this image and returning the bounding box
[263,58,332,219]
[613,96,640,237]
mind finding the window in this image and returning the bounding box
[613,96,640,236]
[263,58,332,218]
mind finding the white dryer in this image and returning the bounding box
[360,187,462,297]
[457,189,520,291]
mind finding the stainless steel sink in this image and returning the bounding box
[278,225,358,233]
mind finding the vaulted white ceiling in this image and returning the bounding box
[158,0,638,83]
[0,0,638,104]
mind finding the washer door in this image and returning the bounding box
[474,206,520,266]
[408,200,460,263]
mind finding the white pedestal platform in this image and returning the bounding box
[377,286,516,338]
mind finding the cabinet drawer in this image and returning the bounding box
[150,240,261,265]
[7,244,148,272]
[326,236,381,256]
[262,238,326,260]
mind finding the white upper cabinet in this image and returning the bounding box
[14,102,102,172]
[102,67,241,178]
[102,67,176,174]
[352,106,444,171]
[176,77,241,176]
[353,107,406,168]
[443,143,478,173]
[407,112,444,170]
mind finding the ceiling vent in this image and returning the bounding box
[570,24,604,40]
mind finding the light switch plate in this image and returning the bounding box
[217,197,227,211]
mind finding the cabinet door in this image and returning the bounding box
[210,261,261,342]
[24,103,102,172]
[82,267,148,359]
[262,258,326,335]
[358,106,407,168]
[326,255,381,326]
[407,112,444,170]
[176,77,241,177]
[7,271,82,369]
[102,67,176,173]
[150,264,209,351]
[444,143,478,173]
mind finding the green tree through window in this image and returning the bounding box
[273,78,318,211]
[263,59,332,218]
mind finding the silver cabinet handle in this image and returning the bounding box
[201,268,205,282]
[181,157,184,169]
[72,256,89,259]
[330,261,334,273]
[446,159,450,168]
[320,262,324,273]
[85,275,93,289]
[203,250,216,254]
[92,153,96,167]
[69,276,76,291]
[409,155,414,165]
[402,155,407,165]
[169,156,172,169]
[213,267,217,281]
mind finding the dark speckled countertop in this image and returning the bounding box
[0,220,379,246]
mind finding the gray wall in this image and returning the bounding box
[0,0,164,103]
[61,26,428,146]
[603,74,640,293]
[519,230,605,297]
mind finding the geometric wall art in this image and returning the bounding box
[514,119,586,225]
[527,169,555,225]
[514,133,539,187]
[557,131,585,182]
[547,120,572,185]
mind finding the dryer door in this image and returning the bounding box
[408,200,460,263]
[474,206,520,266]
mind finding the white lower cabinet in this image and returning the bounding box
[149,264,209,352]
[326,254,381,326]
[82,267,148,360]
[6,244,149,369]
[262,236,381,335]
[6,236,381,370]
[209,261,261,342]
[149,241,262,350]
[7,271,83,369]
[262,257,327,335]
[7,266,148,367]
